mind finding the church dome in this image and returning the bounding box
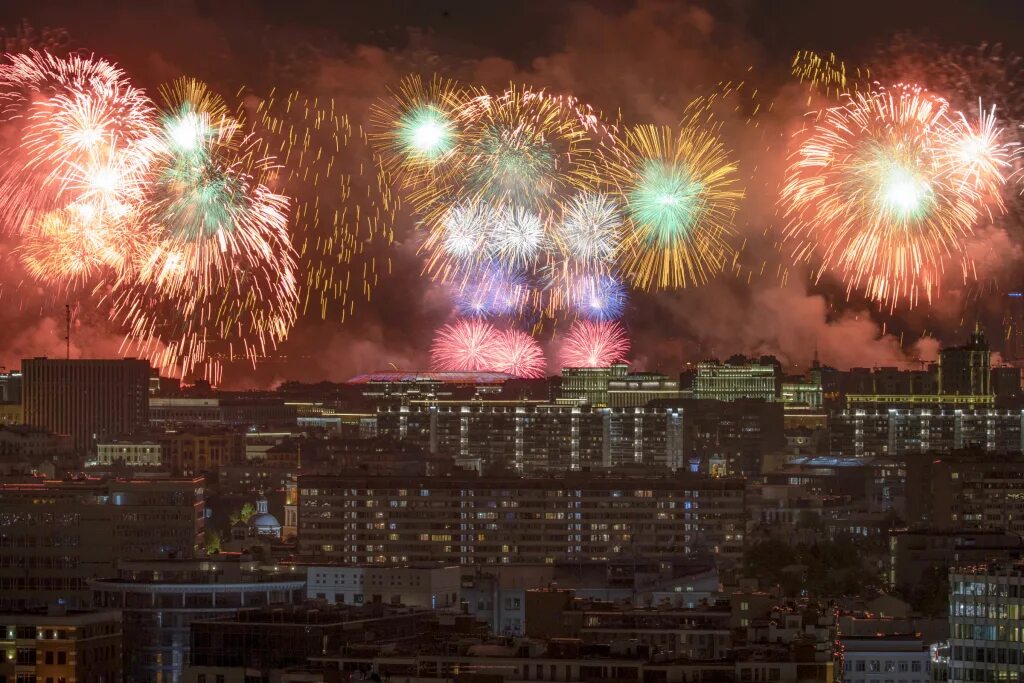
[248,496,282,537]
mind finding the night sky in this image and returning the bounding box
[1,0,1023,386]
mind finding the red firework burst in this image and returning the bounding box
[559,320,630,368]
[493,328,546,378]
[430,318,501,371]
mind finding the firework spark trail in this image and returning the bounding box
[780,84,1015,308]
[430,318,502,372]
[246,88,396,322]
[560,319,630,368]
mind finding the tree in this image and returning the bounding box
[205,530,222,555]
[230,502,257,525]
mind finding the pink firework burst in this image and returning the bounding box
[493,328,546,378]
[560,320,630,368]
[431,318,501,371]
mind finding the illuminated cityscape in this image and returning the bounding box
[3,2,1024,683]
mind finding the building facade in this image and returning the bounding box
[693,357,779,402]
[297,472,747,568]
[906,451,1024,536]
[829,407,1023,457]
[22,358,150,453]
[89,559,306,683]
[948,561,1024,683]
[0,477,205,609]
[95,439,163,467]
[940,329,991,396]
[305,564,460,608]
[0,608,122,683]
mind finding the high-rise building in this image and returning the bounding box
[828,407,1021,457]
[0,476,205,609]
[0,370,22,403]
[939,329,991,396]
[376,400,685,471]
[948,561,1024,683]
[1002,291,1024,362]
[376,397,782,475]
[89,558,306,683]
[22,358,150,453]
[906,451,1024,536]
[297,471,747,567]
[0,608,123,683]
[693,356,780,402]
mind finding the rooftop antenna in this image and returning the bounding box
[64,304,71,360]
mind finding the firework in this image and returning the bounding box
[605,116,743,291]
[458,85,600,213]
[555,191,623,267]
[780,84,1014,308]
[493,328,546,378]
[108,78,300,382]
[566,273,628,321]
[454,266,530,318]
[245,89,397,321]
[421,201,498,278]
[490,205,546,268]
[791,50,870,100]
[560,319,630,368]
[370,74,473,177]
[0,50,157,287]
[430,318,502,372]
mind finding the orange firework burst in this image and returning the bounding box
[780,84,1015,308]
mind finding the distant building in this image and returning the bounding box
[939,328,991,396]
[0,369,22,403]
[948,561,1024,683]
[558,364,629,406]
[305,564,460,608]
[377,397,782,475]
[0,476,205,609]
[160,427,245,475]
[607,371,683,407]
[0,424,72,458]
[89,558,306,683]
[186,603,430,676]
[346,370,513,405]
[95,439,162,467]
[0,608,122,683]
[693,356,780,402]
[839,634,931,683]
[890,530,1024,591]
[991,365,1022,405]
[829,407,1021,457]
[297,472,747,568]
[149,396,297,429]
[22,358,150,453]
[907,450,1024,536]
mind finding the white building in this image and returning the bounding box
[840,635,931,683]
[306,563,460,609]
[95,440,162,466]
